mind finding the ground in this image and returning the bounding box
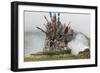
[24,49,90,62]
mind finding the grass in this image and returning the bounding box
[24,49,90,62]
[24,54,75,62]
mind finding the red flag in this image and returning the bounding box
[64,26,69,34]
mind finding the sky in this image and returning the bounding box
[24,11,91,38]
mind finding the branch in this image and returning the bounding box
[36,27,47,35]
[44,16,49,23]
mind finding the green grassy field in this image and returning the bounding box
[24,49,90,62]
[24,54,89,62]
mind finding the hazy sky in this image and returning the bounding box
[24,11,91,37]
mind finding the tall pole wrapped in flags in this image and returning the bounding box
[58,13,60,26]
[49,12,52,19]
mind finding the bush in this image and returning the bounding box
[78,48,90,58]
